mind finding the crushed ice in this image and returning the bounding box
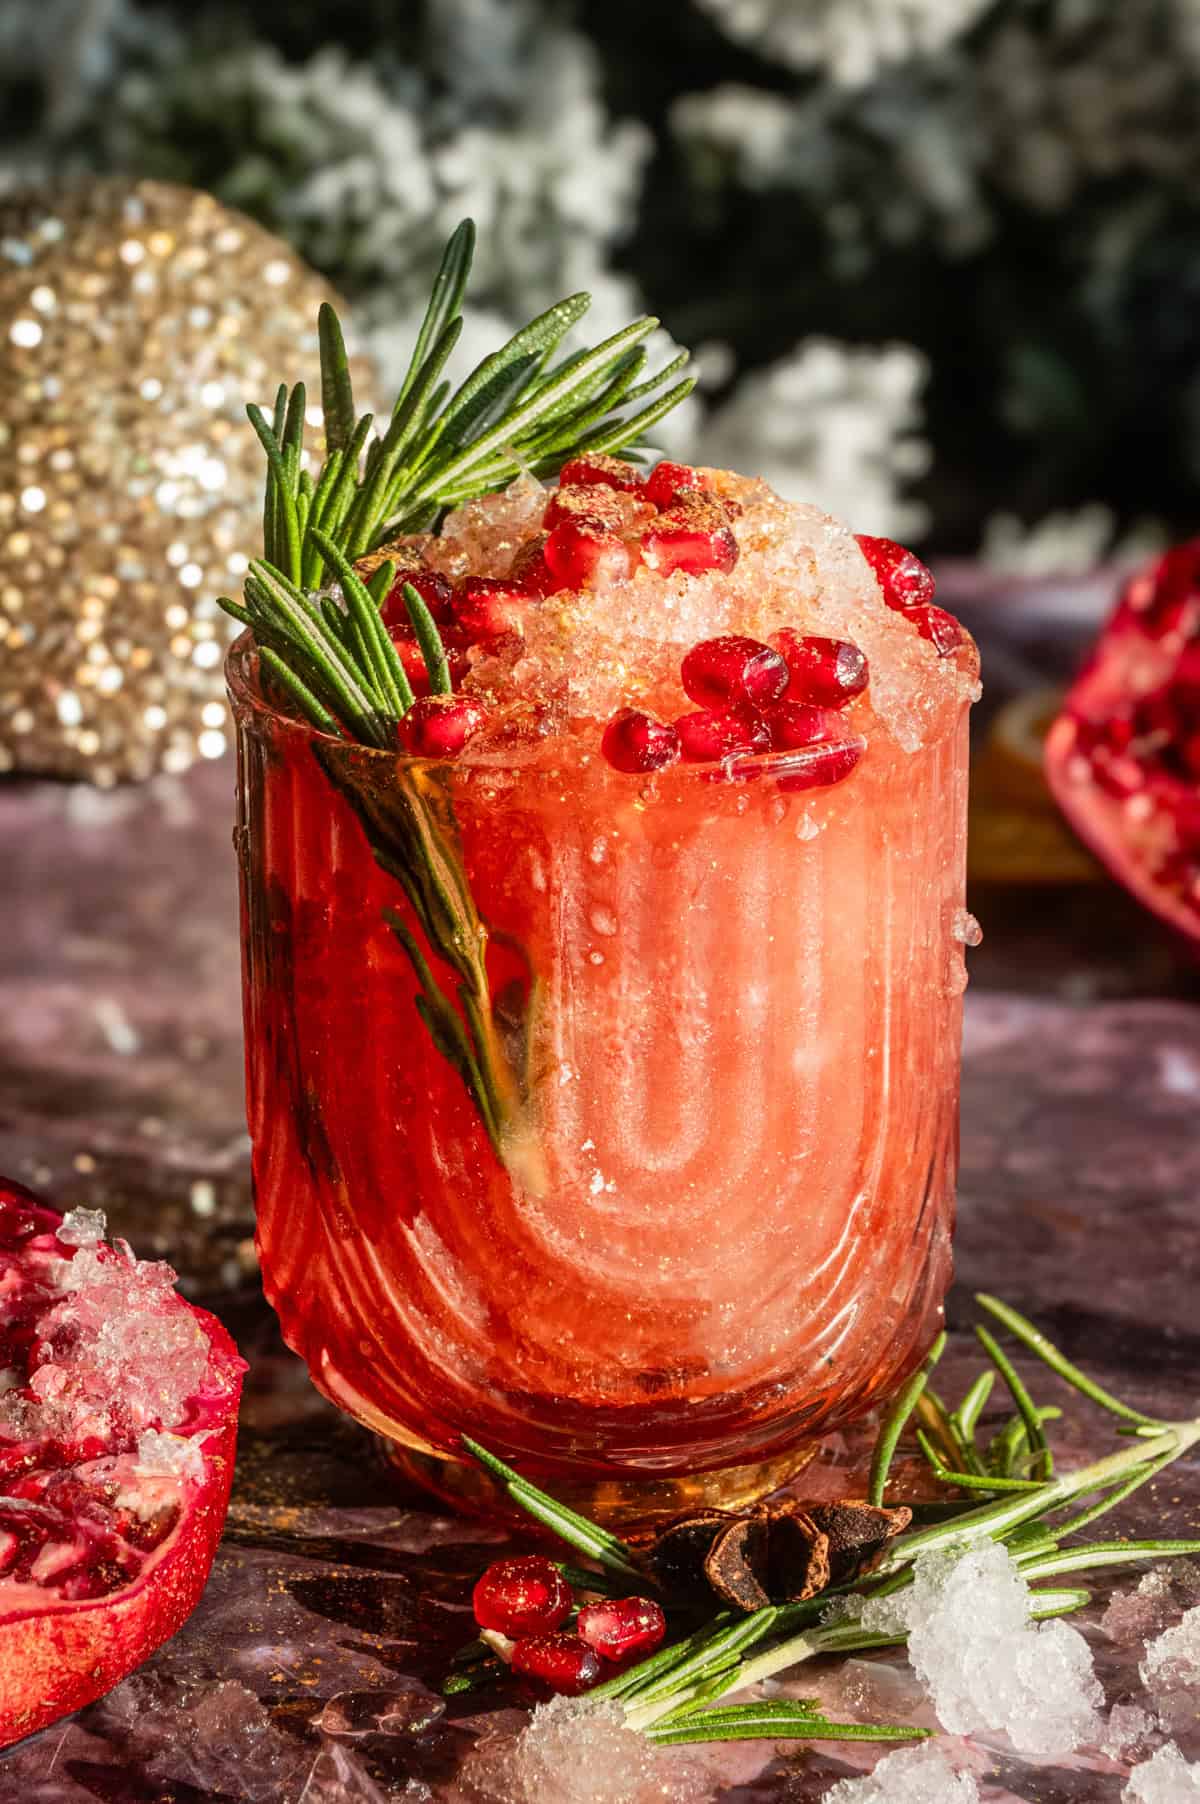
[459,1696,705,1804]
[1123,1741,1200,1800]
[824,1744,979,1802]
[435,474,974,754]
[55,1205,107,1247]
[857,1538,1103,1759]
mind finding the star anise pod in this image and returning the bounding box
[637,1498,911,1614]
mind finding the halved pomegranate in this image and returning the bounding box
[0,1179,244,1748]
[1046,541,1200,944]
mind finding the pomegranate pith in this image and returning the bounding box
[601,709,681,775]
[472,1555,572,1638]
[681,635,789,711]
[855,534,935,611]
[510,1632,603,1696]
[771,630,869,707]
[0,1181,244,1750]
[575,1595,666,1662]
[676,706,771,763]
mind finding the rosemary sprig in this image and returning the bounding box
[221,220,695,1170]
[455,1299,1200,1747]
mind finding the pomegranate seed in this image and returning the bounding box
[771,629,868,707]
[909,604,963,657]
[763,702,864,790]
[856,535,935,611]
[645,461,704,511]
[452,578,529,645]
[602,709,681,774]
[510,1633,603,1696]
[763,701,846,751]
[543,484,626,531]
[576,1596,666,1663]
[472,1556,572,1638]
[510,535,556,598]
[676,706,770,763]
[681,635,788,710]
[642,496,738,577]
[558,453,645,494]
[544,519,637,589]
[388,628,470,695]
[381,568,455,629]
[400,695,488,759]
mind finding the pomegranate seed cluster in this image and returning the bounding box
[471,1554,666,1698]
[355,461,976,770]
[1054,540,1200,918]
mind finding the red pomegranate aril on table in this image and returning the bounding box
[645,460,704,512]
[676,706,771,763]
[576,1596,666,1663]
[642,496,739,577]
[510,1632,603,1696]
[681,635,789,710]
[400,695,487,759]
[909,604,964,657]
[472,1555,573,1638]
[380,568,456,629]
[771,629,868,707]
[544,520,637,590]
[452,578,529,645]
[558,453,645,494]
[601,709,681,774]
[855,534,936,611]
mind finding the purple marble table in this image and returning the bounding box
[1,734,1199,1800]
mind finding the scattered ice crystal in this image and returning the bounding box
[1103,1565,1200,1647]
[824,1743,979,1802]
[1141,1604,1200,1734]
[56,1206,107,1247]
[460,1696,705,1804]
[858,1539,1103,1759]
[1101,1703,1156,1761]
[1124,1742,1200,1801]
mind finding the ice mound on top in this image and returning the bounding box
[392,465,977,760]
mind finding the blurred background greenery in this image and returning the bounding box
[3,0,1199,565]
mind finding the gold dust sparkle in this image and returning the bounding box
[0,179,369,782]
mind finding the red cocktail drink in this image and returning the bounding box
[230,468,977,1522]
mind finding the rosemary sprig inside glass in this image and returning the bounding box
[219,221,695,1170]
[452,1296,1200,1748]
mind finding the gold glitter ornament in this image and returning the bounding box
[0,180,370,784]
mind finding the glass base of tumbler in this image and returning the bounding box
[381,1438,820,1534]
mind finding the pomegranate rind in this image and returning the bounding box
[1045,562,1200,945]
[0,1184,244,1749]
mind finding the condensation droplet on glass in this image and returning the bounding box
[589,906,618,937]
[587,950,605,966]
[951,908,983,947]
